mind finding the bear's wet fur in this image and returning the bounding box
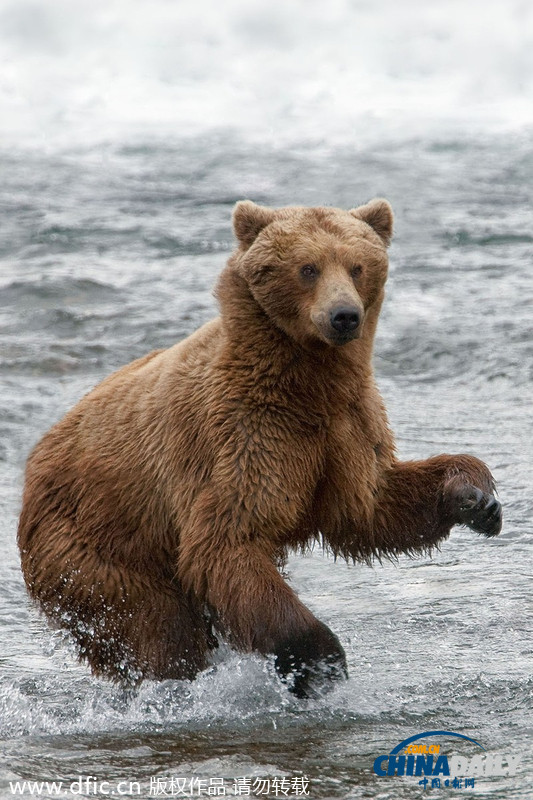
[18,200,502,697]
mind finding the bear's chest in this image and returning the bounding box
[313,402,389,528]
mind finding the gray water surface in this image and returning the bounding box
[0,133,532,799]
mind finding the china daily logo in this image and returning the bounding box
[373,731,519,789]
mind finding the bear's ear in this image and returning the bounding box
[233,201,276,248]
[350,198,393,247]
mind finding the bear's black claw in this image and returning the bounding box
[273,621,348,699]
[456,485,503,537]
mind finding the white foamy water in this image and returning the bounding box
[0,0,532,150]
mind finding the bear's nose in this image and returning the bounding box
[330,306,360,334]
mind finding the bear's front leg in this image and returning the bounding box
[178,491,347,698]
[366,454,502,558]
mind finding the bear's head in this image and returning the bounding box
[231,200,393,348]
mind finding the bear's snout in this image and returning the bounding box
[330,306,361,336]
[310,297,364,346]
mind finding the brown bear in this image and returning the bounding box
[18,199,502,697]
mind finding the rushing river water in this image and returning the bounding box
[1,1,532,799]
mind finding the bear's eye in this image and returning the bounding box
[350,265,362,280]
[300,264,319,279]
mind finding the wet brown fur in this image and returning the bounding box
[18,200,498,685]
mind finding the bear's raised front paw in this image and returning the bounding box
[273,620,348,699]
[447,481,503,537]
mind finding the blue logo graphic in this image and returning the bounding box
[373,729,519,790]
[389,730,485,755]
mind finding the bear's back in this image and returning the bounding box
[19,317,225,566]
